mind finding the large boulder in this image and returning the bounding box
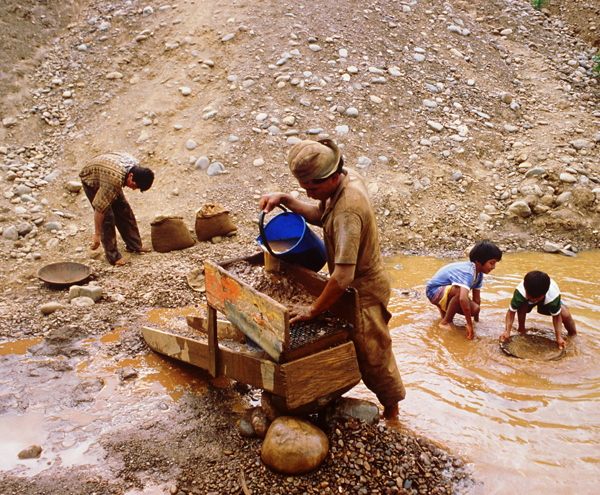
[261,417,328,474]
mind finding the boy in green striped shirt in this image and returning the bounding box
[500,270,577,349]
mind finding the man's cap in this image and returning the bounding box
[287,139,341,183]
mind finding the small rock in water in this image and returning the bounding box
[324,397,380,428]
[18,445,42,459]
[543,242,561,253]
[119,366,138,380]
[559,248,577,258]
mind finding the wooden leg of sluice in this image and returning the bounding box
[207,304,219,377]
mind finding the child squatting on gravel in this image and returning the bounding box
[500,270,577,350]
[425,242,503,339]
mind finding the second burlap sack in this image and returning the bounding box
[195,203,237,241]
[151,215,196,253]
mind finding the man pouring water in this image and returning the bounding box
[259,138,405,419]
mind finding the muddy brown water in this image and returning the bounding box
[1,251,599,494]
[267,237,301,253]
[372,250,600,495]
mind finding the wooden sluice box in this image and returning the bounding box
[143,253,362,410]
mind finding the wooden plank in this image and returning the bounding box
[281,341,361,409]
[281,262,360,328]
[186,315,245,343]
[205,260,289,362]
[143,326,209,369]
[142,327,287,395]
[207,305,218,377]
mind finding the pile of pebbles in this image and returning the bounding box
[226,260,316,306]
[174,420,472,495]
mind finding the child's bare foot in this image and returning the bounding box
[114,258,131,266]
[438,321,454,331]
[382,403,399,420]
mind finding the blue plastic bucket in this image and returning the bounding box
[258,206,327,272]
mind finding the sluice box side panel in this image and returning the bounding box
[204,260,289,363]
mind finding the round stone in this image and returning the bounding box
[195,156,210,170]
[207,162,225,176]
[18,445,42,459]
[70,296,95,307]
[41,302,66,315]
[261,417,329,474]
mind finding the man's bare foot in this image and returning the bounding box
[114,258,131,266]
[382,403,399,420]
[438,321,454,331]
[125,246,151,253]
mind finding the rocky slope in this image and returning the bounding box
[1,0,600,271]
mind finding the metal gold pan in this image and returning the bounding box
[500,333,567,361]
[37,262,92,286]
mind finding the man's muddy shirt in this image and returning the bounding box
[319,169,390,308]
[79,154,128,214]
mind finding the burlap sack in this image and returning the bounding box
[151,215,196,253]
[195,203,237,241]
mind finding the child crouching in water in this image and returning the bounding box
[425,241,502,339]
[500,270,576,349]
